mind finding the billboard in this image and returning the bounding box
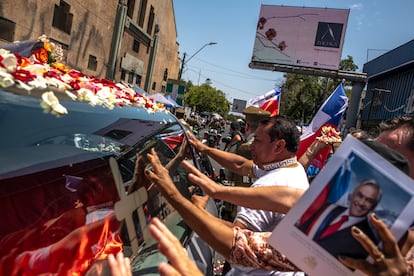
[251,5,350,71]
[232,99,247,113]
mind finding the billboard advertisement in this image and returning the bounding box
[232,99,247,113]
[251,5,350,71]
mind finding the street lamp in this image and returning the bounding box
[178,42,217,80]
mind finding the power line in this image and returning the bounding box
[191,56,279,81]
[185,68,272,98]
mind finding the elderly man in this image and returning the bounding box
[297,179,382,259]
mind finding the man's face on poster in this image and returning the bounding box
[349,183,380,217]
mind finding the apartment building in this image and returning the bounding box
[0,0,180,94]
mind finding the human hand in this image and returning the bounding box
[176,138,189,160]
[186,131,208,153]
[107,252,132,276]
[181,160,221,197]
[338,213,408,276]
[149,217,203,276]
[145,148,180,199]
[129,154,151,193]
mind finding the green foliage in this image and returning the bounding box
[279,56,358,125]
[184,84,230,117]
[339,55,358,72]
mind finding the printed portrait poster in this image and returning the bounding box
[268,136,414,276]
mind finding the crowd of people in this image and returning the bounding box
[105,110,414,276]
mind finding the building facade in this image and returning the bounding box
[0,0,180,94]
[360,39,414,130]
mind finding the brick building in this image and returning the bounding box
[0,0,180,94]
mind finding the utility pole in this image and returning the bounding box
[178,52,187,80]
[177,42,217,81]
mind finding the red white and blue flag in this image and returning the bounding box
[248,86,281,116]
[296,82,348,170]
[297,156,352,228]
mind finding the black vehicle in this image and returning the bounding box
[0,87,218,275]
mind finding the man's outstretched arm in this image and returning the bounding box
[187,131,254,176]
[145,148,234,258]
[182,160,304,214]
[145,148,300,272]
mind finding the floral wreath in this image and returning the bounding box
[0,35,166,116]
[317,126,342,144]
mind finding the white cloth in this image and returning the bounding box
[229,163,309,276]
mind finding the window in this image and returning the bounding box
[135,75,142,86]
[151,81,156,91]
[52,0,73,34]
[163,68,168,81]
[128,72,134,84]
[132,39,140,52]
[137,0,147,27]
[161,85,166,92]
[87,55,97,71]
[146,6,154,35]
[0,17,15,42]
[127,0,135,19]
[121,69,126,81]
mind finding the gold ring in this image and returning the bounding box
[375,253,385,263]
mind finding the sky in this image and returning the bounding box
[173,0,414,105]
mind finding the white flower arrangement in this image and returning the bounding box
[0,36,166,116]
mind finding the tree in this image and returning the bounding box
[279,56,358,124]
[184,84,230,116]
[339,55,359,72]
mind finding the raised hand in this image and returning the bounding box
[338,213,409,276]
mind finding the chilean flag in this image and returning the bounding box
[297,156,352,230]
[296,83,348,168]
[248,86,281,116]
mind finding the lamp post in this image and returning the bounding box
[178,42,217,80]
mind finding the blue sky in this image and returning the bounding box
[173,1,414,104]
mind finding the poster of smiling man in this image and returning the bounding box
[268,136,414,276]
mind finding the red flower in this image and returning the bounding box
[69,80,81,90]
[11,69,36,82]
[44,70,60,78]
[14,53,31,68]
[69,70,85,79]
[99,78,117,88]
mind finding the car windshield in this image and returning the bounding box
[0,90,176,179]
